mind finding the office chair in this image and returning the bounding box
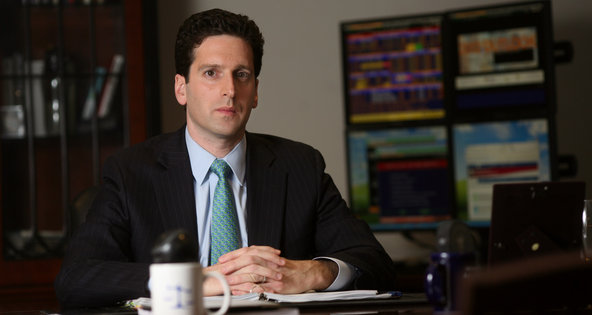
[460,251,592,314]
[67,185,100,238]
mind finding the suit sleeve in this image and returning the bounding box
[54,155,150,309]
[311,149,398,291]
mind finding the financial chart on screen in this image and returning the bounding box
[341,14,445,124]
[347,126,452,230]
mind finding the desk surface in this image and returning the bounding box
[55,293,431,315]
[294,293,431,315]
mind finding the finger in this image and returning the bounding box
[232,263,283,280]
[218,253,284,275]
[218,246,282,264]
[231,264,284,283]
[257,280,281,293]
[230,285,251,296]
[203,273,225,296]
[226,269,281,286]
[218,246,276,261]
[232,289,249,296]
[230,283,266,295]
[203,263,224,274]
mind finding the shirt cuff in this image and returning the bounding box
[314,256,355,291]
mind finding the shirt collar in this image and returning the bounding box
[185,127,247,186]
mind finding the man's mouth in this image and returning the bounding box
[217,107,236,114]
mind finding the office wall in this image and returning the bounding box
[157,0,592,261]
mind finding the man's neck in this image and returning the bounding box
[186,127,244,158]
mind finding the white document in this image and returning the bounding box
[204,289,395,305]
[262,290,394,303]
[132,289,397,312]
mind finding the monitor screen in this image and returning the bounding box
[341,14,445,124]
[453,118,551,225]
[347,126,452,230]
[445,1,553,112]
[342,1,557,232]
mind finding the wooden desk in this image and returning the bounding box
[220,293,432,315]
[50,293,433,315]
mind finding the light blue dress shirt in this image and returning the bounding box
[184,128,354,290]
[185,128,248,267]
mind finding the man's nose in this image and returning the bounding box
[222,75,235,98]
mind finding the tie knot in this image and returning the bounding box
[210,159,231,179]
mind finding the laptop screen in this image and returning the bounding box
[488,181,586,265]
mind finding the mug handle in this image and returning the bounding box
[204,271,231,315]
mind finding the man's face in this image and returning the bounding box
[175,35,258,146]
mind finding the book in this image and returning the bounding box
[81,67,107,120]
[97,54,124,118]
[27,59,46,137]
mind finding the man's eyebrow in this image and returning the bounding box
[197,63,220,71]
[196,64,252,72]
[234,65,252,71]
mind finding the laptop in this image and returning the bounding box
[488,181,586,265]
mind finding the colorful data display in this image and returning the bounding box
[342,15,445,124]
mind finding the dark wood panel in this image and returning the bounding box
[125,0,147,145]
[0,284,59,312]
[0,0,151,305]
[0,259,61,286]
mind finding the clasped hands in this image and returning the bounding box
[203,246,338,296]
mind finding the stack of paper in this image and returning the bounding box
[203,289,398,308]
[131,290,400,313]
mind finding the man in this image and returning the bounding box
[55,8,396,308]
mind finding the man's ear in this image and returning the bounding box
[252,78,259,109]
[174,74,187,106]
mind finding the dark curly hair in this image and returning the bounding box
[175,8,264,81]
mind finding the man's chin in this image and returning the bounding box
[213,128,246,142]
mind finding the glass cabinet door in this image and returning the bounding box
[0,0,128,261]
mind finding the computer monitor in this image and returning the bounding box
[347,126,452,230]
[341,13,445,125]
[342,1,557,232]
[453,118,552,226]
[444,1,555,115]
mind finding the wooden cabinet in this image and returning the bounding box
[0,0,159,310]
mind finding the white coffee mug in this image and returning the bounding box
[150,262,231,315]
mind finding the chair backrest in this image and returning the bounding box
[67,186,100,238]
[460,251,592,314]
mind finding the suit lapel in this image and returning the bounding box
[245,133,286,249]
[152,128,198,238]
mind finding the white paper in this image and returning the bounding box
[131,290,395,312]
[203,290,393,305]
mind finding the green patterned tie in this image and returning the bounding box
[209,159,241,265]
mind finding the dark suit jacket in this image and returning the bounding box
[55,127,397,308]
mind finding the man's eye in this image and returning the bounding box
[205,70,216,77]
[236,72,250,79]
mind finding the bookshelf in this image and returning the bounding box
[0,0,159,310]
